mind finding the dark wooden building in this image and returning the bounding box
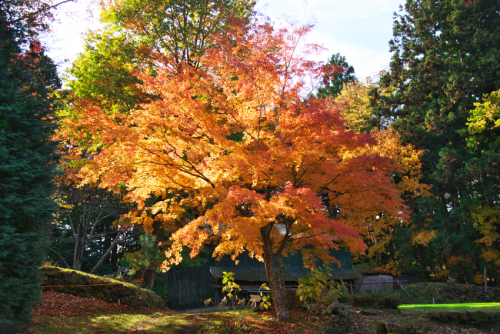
[158,249,362,311]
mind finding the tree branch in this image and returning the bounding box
[8,0,77,25]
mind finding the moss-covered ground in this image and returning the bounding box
[27,307,500,333]
[40,266,164,308]
[28,311,225,334]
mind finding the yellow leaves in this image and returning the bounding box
[467,88,500,134]
[411,230,436,247]
[474,273,485,285]
[334,79,375,134]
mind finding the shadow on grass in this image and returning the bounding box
[29,311,223,334]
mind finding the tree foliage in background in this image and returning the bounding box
[316,52,356,99]
[332,78,431,273]
[465,89,500,284]
[370,0,500,282]
[50,160,131,273]
[100,0,255,67]
[334,79,375,134]
[124,233,161,303]
[0,3,60,332]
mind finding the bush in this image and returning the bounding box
[296,266,351,315]
[350,291,401,309]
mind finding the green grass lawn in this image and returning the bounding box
[399,302,500,310]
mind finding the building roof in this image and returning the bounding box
[209,248,363,282]
[209,266,363,282]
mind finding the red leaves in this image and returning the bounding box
[32,291,131,317]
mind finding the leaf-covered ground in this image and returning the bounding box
[40,266,164,308]
[27,290,499,334]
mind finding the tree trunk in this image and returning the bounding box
[90,231,122,274]
[141,268,158,290]
[134,270,146,307]
[141,222,164,290]
[260,224,291,321]
[276,254,289,310]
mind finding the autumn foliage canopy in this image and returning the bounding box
[63,18,409,319]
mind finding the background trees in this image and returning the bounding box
[316,52,357,99]
[50,166,132,273]
[370,0,500,282]
[0,2,61,331]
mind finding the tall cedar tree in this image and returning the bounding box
[316,52,356,99]
[371,0,500,282]
[65,21,409,321]
[0,8,60,334]
[465,89,500,283]
[60,0,256,290]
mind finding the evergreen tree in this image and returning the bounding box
[371,0,500,282]
[0,4,60,332]
[317,52,356,99]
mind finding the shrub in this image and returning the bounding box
[296,266,351,315]
[350,291,401,309]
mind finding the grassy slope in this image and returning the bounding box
[40,266,165,308]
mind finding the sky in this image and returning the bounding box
[44,0,406,81]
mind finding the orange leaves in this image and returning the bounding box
[411,230,437,247]
[61,19,411,272]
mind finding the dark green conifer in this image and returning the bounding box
[0,5,60,332]
[371,0,500,281]
[317,53,356,99]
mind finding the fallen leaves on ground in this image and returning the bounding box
[32,290,175,318]
[32,291,131,317]
[211,309,332,334]
[206,307,493,334]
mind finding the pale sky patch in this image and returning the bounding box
[43,0,406,80]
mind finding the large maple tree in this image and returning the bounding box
[66,20,409,320]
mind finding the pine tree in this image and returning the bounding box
[371,0,500,281]
[317,53,356,99]
[0,5,60,332]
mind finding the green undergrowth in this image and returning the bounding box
[351,291,402,309]
[350,282,500,310]
[400,282,500,305]
[40,266,165,308]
